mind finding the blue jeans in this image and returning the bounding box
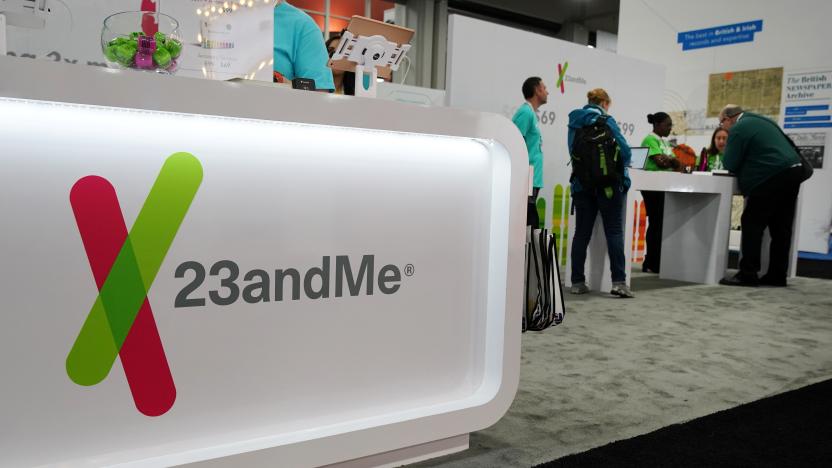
[570,188,627,284]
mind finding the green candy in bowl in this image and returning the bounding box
[101,11,182,73]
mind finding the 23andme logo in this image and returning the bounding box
[66,153,202,417]
[556,61,569,94]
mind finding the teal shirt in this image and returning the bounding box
[512,102,544,188]
[723,113,800,194]
[274,2,335,90]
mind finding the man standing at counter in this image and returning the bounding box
[718,104,806,287]
[512,77,549,228]
[273,0,335,91]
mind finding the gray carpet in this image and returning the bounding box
[416,273,832,467]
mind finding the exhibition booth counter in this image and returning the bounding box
[584,169,800,291]
[626,170,738,285]
[0,55,526,467]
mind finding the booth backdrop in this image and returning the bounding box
[619,0,832,254]
[446,14,665,270]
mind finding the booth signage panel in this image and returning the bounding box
[677,20,763,51]
[0,57,524,467]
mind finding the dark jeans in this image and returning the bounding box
[739,165,803,280]
[641,191,665,272]
[527,187,541,228]
[570,188,627,284]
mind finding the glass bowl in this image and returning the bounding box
[101,11,182,74]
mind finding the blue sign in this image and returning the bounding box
[784,122,832,129]
[784,105,832,129]
[677,20,763,51]
[784,116,831,123]
[785,105,830,116]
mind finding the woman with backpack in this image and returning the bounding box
[567,88,634,298]
[639,112,680,274]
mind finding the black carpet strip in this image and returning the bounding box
[534,379,832,468]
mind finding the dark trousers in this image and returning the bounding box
[527,187,541,228]
[641,191,665,273]
[739,166,803,280]
[570,188,626,284]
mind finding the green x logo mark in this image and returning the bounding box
[66,153,202,387]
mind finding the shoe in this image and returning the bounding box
[641,265,659,274]
[610,282,635,298]
[719,273,759,287]
[570,283,590,295]
[759,275,787,287]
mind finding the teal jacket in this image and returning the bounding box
[567,104,632,194]
[723,112,800,195]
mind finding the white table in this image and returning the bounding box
[572,170,800,292]
[625,171,737,285]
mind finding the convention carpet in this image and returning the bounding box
[533,378,832,468]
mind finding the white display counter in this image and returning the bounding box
[581,170,800,291]
[626,170,737,285]
[0,55,526,467]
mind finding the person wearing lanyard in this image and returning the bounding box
[639,112,680,274]
[698,127,728,171]
[512,77,549,228]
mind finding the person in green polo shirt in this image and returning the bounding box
[512,76,549,228]
[718,104,805,287]
[639,112,680,274]
[697,127,728,171]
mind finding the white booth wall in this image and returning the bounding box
[618,0,832,254]
[446,14,664,270]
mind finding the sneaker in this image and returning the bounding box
[719,272,759,287]
[570,283,590,295]
[610,282,635,298]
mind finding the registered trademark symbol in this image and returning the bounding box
[404,264,415,277]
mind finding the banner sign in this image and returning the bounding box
[783,70,832,129]
[677,20,763,51]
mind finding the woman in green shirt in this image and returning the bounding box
[697,127,728,171]
[639,112,679,274]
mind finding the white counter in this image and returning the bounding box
[0,55,527,467]
[579,169,800,291]
[626,170,738,285]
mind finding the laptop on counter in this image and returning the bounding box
[628,146,649,169]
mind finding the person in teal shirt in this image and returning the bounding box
[273,1,335,91]
[512,76,549,227]
[638,112,679,274]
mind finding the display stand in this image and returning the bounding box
[0,54,526,468]
[330,16,413,98]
